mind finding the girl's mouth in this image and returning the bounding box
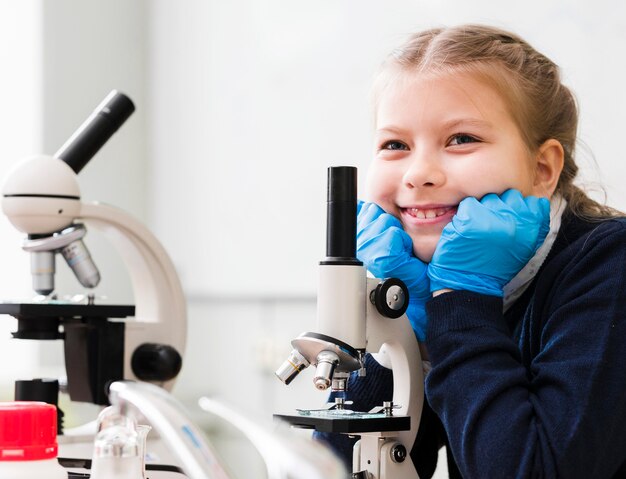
[400,205,457,225]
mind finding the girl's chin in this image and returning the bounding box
[410,237,439,263]
[414,248,435,263]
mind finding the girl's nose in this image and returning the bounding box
[402,150,445,189]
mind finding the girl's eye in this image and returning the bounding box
[380,140,409,151]
[448,134,479,146]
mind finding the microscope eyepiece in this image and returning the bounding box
[55,90,135,174]
[324,166,360,263]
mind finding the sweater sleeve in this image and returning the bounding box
[424,220,626,478]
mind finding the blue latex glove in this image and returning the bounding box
[357,201,430,340]
[427,189,550,297]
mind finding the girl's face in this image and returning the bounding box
[367,71,543,263]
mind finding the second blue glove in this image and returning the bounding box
[427,189,550,297]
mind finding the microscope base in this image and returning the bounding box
[274,412,410,434]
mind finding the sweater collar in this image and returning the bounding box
[503,195,567,312]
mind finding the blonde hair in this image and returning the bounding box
[375,24,621,219]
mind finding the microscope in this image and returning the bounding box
[275,166,424,479]
[0,91,349,479]
[0,90,188,476]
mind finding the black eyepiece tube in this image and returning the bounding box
[55,90,135,174]
[326,166,358,260]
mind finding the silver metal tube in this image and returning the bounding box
[313,350,340,390]
[108,381,231,479]
[60,239,101,288]
[331,371,350,392]
[23,224,101,292]
[30,251,55,295]
[275,349,310,385]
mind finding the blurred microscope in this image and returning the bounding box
[0,91,347,479]
[275,167,424,479]
[0,90,193,477]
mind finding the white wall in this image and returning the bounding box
[0,1,44,394]
[147,1,376,297]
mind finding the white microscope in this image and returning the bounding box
[0,92,348,479]
[275,166,424,479]
[1,90,187,399]
[0,90,191,477]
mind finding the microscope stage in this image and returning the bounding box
[0,302,135,319]
[274,411,410,434]
[0,302,135,340]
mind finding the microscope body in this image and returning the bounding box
[276,167,423,479]
[0,92,191,479]
[1,91,187,405]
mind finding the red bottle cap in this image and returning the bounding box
[0,402,58,461]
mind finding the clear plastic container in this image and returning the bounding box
[0,401,67,478]
[90,406,146,479]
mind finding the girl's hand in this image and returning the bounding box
[357,201,430,340]
[427,189,550,297]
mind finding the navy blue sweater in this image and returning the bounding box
[425,212,626,478]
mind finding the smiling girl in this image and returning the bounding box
[369,69,556,263]
[316,24,626,478]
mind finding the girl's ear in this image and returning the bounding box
[533,138,564,197]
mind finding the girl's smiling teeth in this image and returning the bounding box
[403,206,456,219]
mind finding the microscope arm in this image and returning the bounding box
[365,277,424,448]
[79,201,186,389]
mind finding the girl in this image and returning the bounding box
[316,24,626,478]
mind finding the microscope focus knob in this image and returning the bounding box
[371,278,409,319]
[391,443,407,463]
[131,343,183,382]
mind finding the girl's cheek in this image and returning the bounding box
[365,162,383,193]
[367,188,395,214]
[366,165,398,204]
